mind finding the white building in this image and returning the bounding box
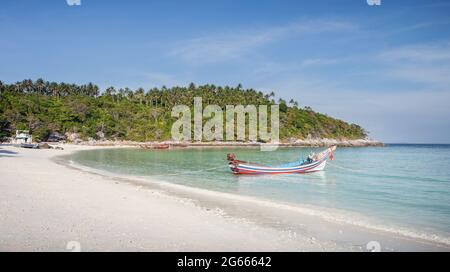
[14,130,33,144]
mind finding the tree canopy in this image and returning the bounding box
[0,79,367,142]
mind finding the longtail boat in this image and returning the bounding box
[227,146,336,175]
[139,143,170,150]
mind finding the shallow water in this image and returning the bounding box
[71,144,450,241]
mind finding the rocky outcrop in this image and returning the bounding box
[289,138,384,147]
[38,143,51,149]
[47,132,66,142]
[96,131,105,140]
[65,132,80,142]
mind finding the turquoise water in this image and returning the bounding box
[71,145,450,239]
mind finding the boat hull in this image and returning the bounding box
[228,146,335,175]
[229,158,327,174]
[139,144,170,150]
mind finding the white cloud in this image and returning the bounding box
[141,72,181,87]
[169,32,274,64]
[66,0,81,6]
[387,66,450,85]
[379,43,450,62]
[379,42,450,86]
[300,58,341,67]
[169,19,357,64]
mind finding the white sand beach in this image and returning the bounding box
[0,144,321,251]
[0,144,449,252]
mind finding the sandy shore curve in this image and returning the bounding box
[1,144,448,251]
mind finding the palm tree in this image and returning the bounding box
[135,88,145,104]
[124,88,133,100]
[49,82,59,98]
[105,87,117,103]
[35,78,46,95]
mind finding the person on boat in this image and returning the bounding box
[306,152,316,163]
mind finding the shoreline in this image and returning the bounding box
[1,144,448,251]
[28,138,384,148]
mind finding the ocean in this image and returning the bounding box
[70,144,450,243]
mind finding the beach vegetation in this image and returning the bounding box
[0,79,367,142]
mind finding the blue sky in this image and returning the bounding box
[1,0,450,143]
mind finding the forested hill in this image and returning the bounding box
[0,79,367,142]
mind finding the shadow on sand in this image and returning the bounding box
[0,148,18,155]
